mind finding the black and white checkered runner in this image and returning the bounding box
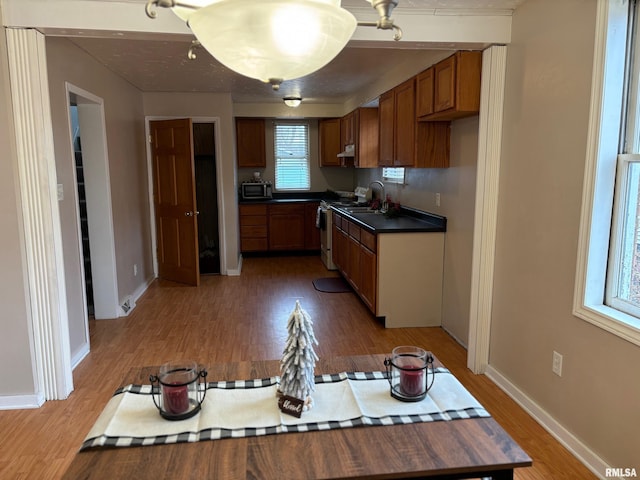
[81,368,490,450]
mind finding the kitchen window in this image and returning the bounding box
[382,167,405,184]
[274,122,310,191]
[574,0,640,345]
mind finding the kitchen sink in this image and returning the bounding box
[344,206,379,213]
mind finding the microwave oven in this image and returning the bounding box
[241,182,273,200]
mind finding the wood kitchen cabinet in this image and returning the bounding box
[318,118,342,167]
[341,110,355,149]
[378,78,416,167]
[240,201,319,253]
[331,213,377,313]
[331,210,444,327]
[268,203,305,250]
[378,90,394,167]
[236,118,266,168]
[239,204,268,252]
[304,202,321,250]
[353,108,379,168]
[378,78,449,168]
[394,78,417,167]
[417,51,482,121]
[416,66,435,117]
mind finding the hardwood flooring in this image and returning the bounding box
[0,255,596,479]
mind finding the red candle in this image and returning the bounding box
[400,364,424,396]
[163,383,189,414]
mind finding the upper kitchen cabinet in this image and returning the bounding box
[379,78,450,168]
[378,78,417,167]
[319,118,342,167]
[341,110,355,150]
[417,51,482,122]
[353,108,379,168]
[415,66,434,117]
[236,118,266,168]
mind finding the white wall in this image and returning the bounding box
[46,36,153,349]
[492,0,639,470]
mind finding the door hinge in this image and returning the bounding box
[148,134,153,144]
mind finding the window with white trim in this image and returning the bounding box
[575,0,640,345]
[382,167,405,184]
[274,122,310,191]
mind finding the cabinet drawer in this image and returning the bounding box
[334,214,343,230]
[360,229,376,253]
[240,204,268,216]
[348,221,360,241]
[269,203,305,215]
[241,237,268,252]
[240,215,267,226]
[241,225,267,238]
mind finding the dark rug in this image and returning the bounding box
[312,277,352,293]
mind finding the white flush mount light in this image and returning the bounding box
[283,97,302,108]
[146,0,403,90]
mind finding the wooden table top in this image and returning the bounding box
[62,354,531,480]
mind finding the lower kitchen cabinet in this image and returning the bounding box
[240,201,321,253]
[239,204,268,252]
[332,211,443,327]
[269,203,306,250]
[304,202,321,250]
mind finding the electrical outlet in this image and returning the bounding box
[435,193,441,207]
[552,351,563,376]
[133,264,138,276]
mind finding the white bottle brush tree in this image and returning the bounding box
[279,300,319,410]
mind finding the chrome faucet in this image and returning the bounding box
[369,180,386,210]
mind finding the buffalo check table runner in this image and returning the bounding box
[81,368,490,450]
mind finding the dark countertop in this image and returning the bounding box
[238,192,330,205]
[331,205,447,234]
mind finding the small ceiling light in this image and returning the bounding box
[283,97,302,108]
[146,0,403,89]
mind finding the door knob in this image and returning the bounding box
[185,211,193,217]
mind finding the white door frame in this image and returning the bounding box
[467,46,507,374]
[6,28,73,400]
[65,83,120,322]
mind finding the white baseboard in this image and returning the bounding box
[485,365,610,480]
[0,393,45,410]
[70,342,90,370]
[226,255,242,276]
[118,275,154,317]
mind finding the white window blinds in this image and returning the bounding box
[274,122,310,191]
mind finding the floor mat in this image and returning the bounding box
[312,277,352,293]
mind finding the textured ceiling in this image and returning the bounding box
[67,0,526,104]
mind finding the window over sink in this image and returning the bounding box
[274,121,310,191]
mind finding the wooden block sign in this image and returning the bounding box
[278,395,304,418]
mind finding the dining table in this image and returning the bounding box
[62,354,532,479]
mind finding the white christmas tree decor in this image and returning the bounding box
[279,300,319,412]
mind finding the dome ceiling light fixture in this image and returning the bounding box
[283,96,302,107]
[145,0,403,90]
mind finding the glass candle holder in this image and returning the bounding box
[384,346,434,402]
[150,362,207,420]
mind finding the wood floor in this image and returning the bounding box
[0,255,596,479]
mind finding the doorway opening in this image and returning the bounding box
[69,106,95,315]
[65,83,119,369]
[194,123,220,275]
